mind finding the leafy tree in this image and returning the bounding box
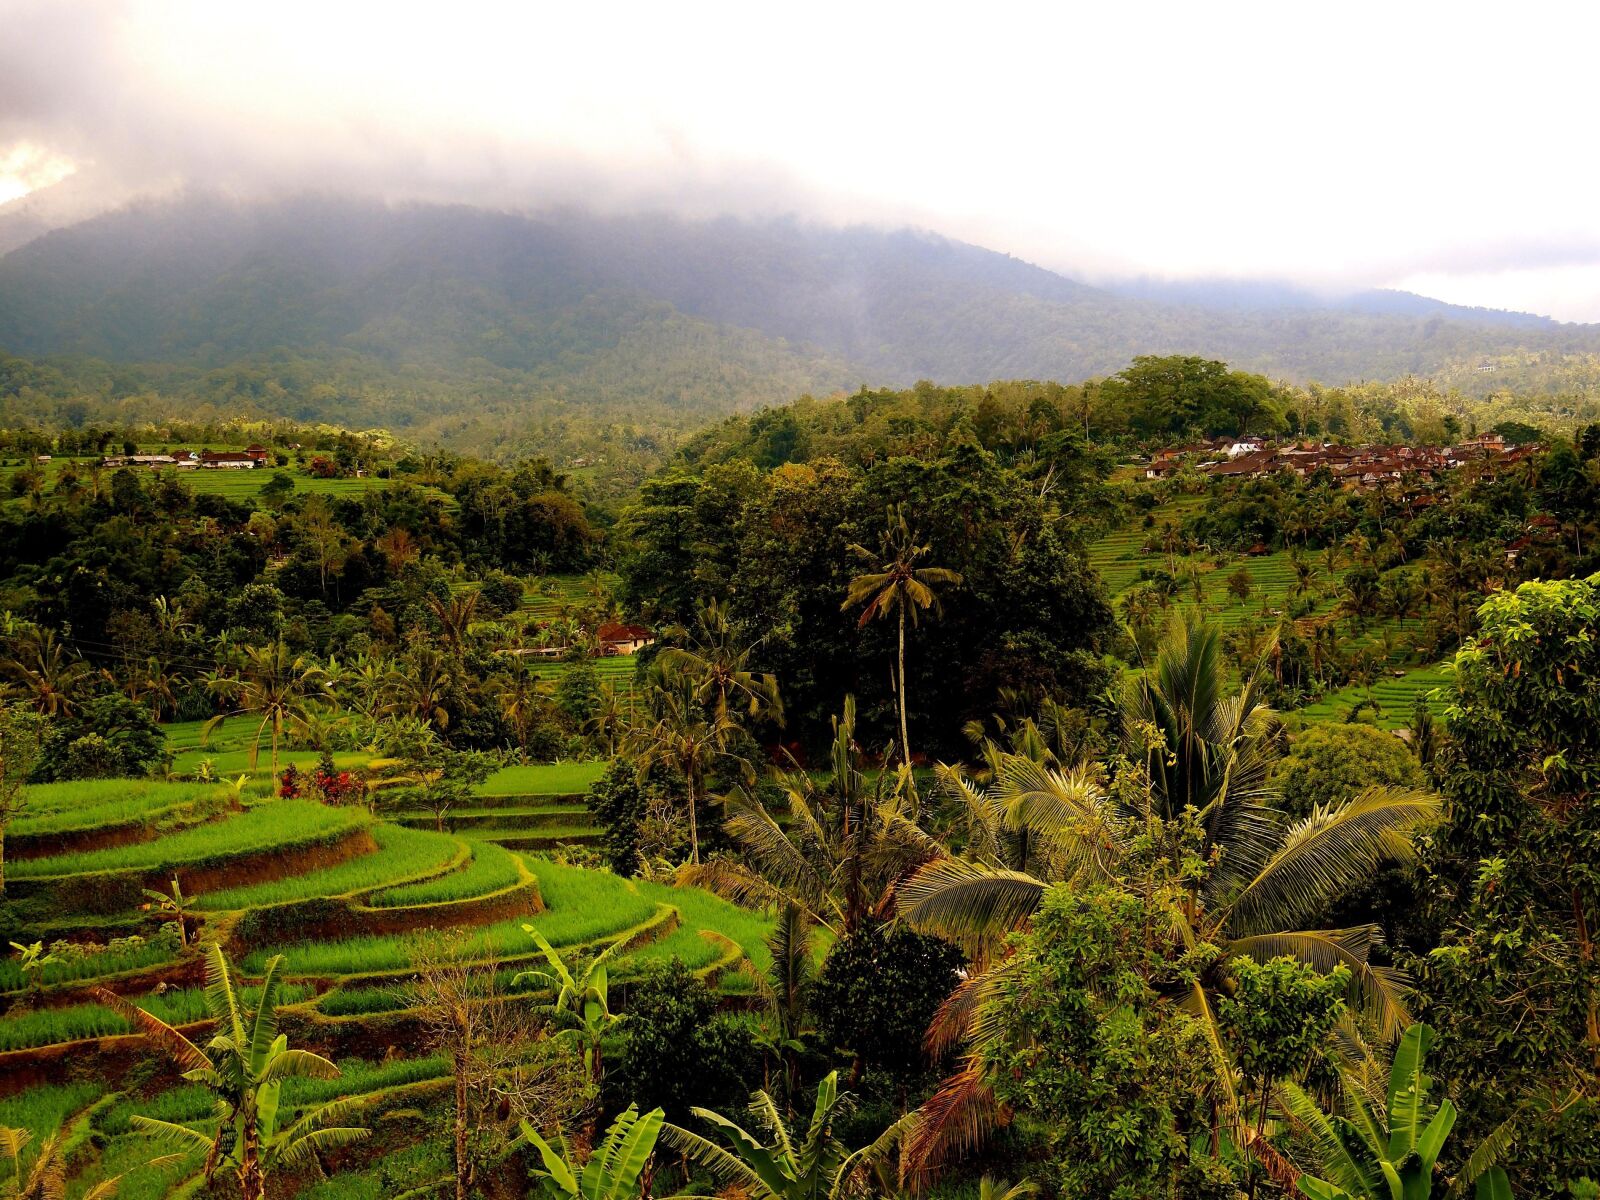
[616,958,757,1119]
[628,677,748,865]
[843,505,963,764]
[812,921,963,1077]
[96,944,368,1200]
[1271,723,1427,818]
[0,704,45,897]
[1419,575,1600,1193]
[971,882,1233,1200]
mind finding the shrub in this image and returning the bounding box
[812,922,963,1074]
[615,958,757,1118]
[1271,722,1425,817]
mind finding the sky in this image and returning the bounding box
[3,0,1600,321]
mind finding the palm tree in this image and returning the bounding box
[682,696,940,936]
[656,598,783,726]
[843,506,963,764]
[95,945,368,1200]
[385,644,455,731]
[751,903,817,1100]
[627,677,748,864]
[2,627,92,717]
[1,1124,171,1200]
[203,642,329,775]
[897,619,1439,1175]
[429,590,480,655]
[663,1071,913,1200]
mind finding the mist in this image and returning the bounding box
[4,0,1600,319]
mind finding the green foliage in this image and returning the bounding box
[1217,955,1347,1088]
[195,825,462,910]
[981,882,1227,1200]
[812,922,962,1074]
[587,759,651,877]
[1271,723,1427,818]
[520,1104,666,1200]
[366,838,519,907]
[1419,574,1600,1192]
[616,958,757,1118]
[1282,1024,1502,1200]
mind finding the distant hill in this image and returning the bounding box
[1,192,1598,456]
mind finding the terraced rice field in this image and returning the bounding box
[12,778,228,838]
[1293,660,1457,728]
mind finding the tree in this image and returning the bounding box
[512,927,627,1095]
[684,696,939,935]
[1419,575,1600,1191]
[663,1071,913,1200]
[656,597,783,726]
[96,944,368,1200]
[628,677,747,865]
[411,934,582,1200]
[203,641,329,775]
[2,628,91,717]
[812,921,963,1078]
[1282,1024,1510,1200]
[0,705,44,897]
[1270,723,1426,818]
[1,1124,170,1200]
[843,505,963,764]
[617,959,757,1120]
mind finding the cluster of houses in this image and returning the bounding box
[513,622,654,660]
[1144,433,1537,489]
[98,444,274,470]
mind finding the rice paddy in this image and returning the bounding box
[0,982,317,1052]
[195,825,463,910]
[367,838,521,907]
[12,779,230,836]
[9,800,368,880]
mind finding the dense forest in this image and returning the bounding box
[0,357,1598,1200]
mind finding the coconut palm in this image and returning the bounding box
[2,627,92,717]
[627,677,748,865]
[843,505,963,765]
[1,1124,173,1200]
[203,641,330,775]
[897,619,1440,1175]
[656,597,783,726]
[95,944,368,1200]
[662,1071,913,1200]
[682,696,940,936]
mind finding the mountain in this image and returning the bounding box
[1,191,1598,455]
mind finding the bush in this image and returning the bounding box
[33,693,166,782]
[1271,722,1425,817]
[812,922,963,1074]
[616,958,757,1118]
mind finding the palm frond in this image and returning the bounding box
[92,988,211,1074]
[1225,788,1441,936]
[896,858,1045,953]
[272,1127,370,1170]
[900,1057,1004,1186]
[659,1123,773,1200]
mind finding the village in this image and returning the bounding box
[1143,430,1537,487]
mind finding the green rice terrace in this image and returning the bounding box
[1089,497,1454,726]
[0,769,775,1199]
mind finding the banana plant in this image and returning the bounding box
[518,1105,666,1200]
[663,1071,913,1200]
[512,925,629,1089]
[140,877,195,946]
[1284,1023,1510,1200]
[95,943,368,1200]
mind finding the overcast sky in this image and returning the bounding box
[3,0,1599,320]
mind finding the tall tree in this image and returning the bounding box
[843,505,963,764]
[0,704,45,898]
[628,677,747,864]
[204,641,329,775]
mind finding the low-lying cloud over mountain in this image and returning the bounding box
[3,0,1599,320]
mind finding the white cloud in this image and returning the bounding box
[2,0,1598,319]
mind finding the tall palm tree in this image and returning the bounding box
[843,506,963,764]
[656,598,783,726]
[627,677,748,864]
[203,642,330,775]
[2,628,92,717]
[897,619,1439,1175]
[683,696,940,936]
[95,945,367,1200]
